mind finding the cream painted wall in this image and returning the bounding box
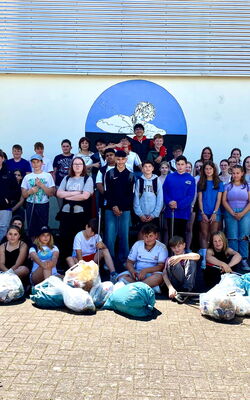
[1,74,249,166]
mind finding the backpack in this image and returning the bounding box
[109,167,134,184]
[138,177,158,197]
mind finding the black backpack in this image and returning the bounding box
[138,177,158,197]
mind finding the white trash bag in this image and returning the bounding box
[0,270,24,303]
[63,260,100,290]
[62,284,95,313]
[90,281,114,307]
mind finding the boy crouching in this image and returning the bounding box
[118,224,168,293]
[163,236,200,303]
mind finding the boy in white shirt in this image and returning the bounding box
[66,218,118,283]
[118,223,168,292]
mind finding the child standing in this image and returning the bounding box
[158,161,170,186]
[163,236,200,303]
[133,161,163,231]
[198,161,224,267]
[29,226,59,285]
[66,218,118,283]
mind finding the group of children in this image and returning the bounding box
[0,129,249,303]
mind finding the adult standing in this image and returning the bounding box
[0,150,20,241]
[104,150,135,266]
[21,154,55,238]
[222,165,250,271]
[75,137,94,169]
[163,156,195,242]
[56,157,93,268]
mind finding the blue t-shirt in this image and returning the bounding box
[6,158,32,175]
[199,180,224,215]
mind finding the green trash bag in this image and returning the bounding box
[102,282,155,317]
[30,276,64,308]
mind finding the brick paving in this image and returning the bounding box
[0,298,249,400]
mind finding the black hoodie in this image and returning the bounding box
[0,163,20,210]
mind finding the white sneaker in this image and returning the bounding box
[241,259,250,271]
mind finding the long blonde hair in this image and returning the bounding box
[34,233,54,250]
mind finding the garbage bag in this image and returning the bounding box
[0,270,24,303]
[30,276,64,308]
[103,282,155,317]
[64,260,100,290]
[62,284,95,313]
[233,295,250,316]
[200,273,250,320]
[90,281,114,307]
[200,291,236,321]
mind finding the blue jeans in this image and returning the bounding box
[225,208,250,259]
[105,209,130,264]
[0,210,12,242]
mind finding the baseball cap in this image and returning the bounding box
[30,154,43,161]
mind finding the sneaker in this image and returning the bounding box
[110,271,119,284]
[241,259,250,271]
[175,294,189,304]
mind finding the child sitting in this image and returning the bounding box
[29,226,59,285]
[66,218,118,283]
[162,236,200,303]
[118,223,168,293]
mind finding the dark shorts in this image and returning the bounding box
[26,202,49,237]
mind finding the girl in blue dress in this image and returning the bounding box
[198,161,224,267]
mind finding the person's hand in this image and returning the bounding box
[169,200,177,209]
[155,156,162,164]
[234,211,243,221]
[168,255,182,266]
[31,186,39,194]
[35,178,44,188]
[112,206,122,216]
[145,215,153,222]
[96,241,105,250]
[138,270,147,281]
[140,215,148,222]
[202,213,209,223]
[168,286,177,299]
[209,213,217,223]
[220,263,232,273]
[131,270,138,281]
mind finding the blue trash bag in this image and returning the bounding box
[241,273,250,296]
[102,282,155,317]
[30,276,64,308]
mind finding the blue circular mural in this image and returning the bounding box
[85,79,187,158]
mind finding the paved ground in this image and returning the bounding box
[0,295,249,400]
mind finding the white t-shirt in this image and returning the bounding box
[21,171,55,204]
[58,175,94,213]
[96,165,115,184]
[125,151,141,172]
[29,244,59,274]
[75,152,94,166]
[128,240,168,272]
[30,156,53,173]
[73,231,102,256]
